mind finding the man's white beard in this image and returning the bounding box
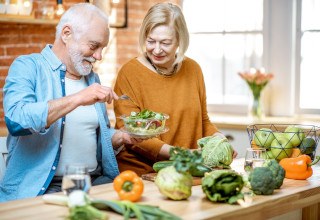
[69,46,96,76]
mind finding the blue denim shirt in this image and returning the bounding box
[0,45,119,202]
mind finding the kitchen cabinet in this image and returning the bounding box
[220,128,249,158]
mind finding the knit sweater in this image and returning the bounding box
[113,57,219,176]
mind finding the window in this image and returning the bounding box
[183,0,263,114]
[296,0,320,114]
[184,0,320,116]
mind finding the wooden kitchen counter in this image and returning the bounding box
[0,159,319,220]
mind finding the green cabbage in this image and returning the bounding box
[197,136,234,168]
[155,166,192,200]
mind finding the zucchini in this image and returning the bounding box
[189,164,212,177]
[153,161,174,172]
[153,161,212,177]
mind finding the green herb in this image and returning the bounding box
[169,147,203,173]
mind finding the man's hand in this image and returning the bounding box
[75,83,119,105]
[47,84,118,127]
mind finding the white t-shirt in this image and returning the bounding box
[55,77,99,176]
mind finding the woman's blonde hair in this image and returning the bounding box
[139,2,189,65]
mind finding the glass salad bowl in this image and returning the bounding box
[119,109,169,139]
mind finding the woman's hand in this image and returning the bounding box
[232,149,238,158]
[212,132,238,158]
[112,130,143,150]
[122,132,143,145]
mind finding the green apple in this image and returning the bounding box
[273,132,285,140]
[253,128,275,149]
[284,126,305,147]
[261,150,275,159]
[299,137,316,154]
[270,136,293,160]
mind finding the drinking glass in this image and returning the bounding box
[62,164,91,195]
[244,148,266,173]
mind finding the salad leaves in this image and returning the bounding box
[128,109,166,120]
[122,109,168,136]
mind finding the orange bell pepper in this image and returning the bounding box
[251,139,260,149]
[290,148,302,158]
[279,155,320,180]
[113,170,144,202]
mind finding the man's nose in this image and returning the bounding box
[93,49,103,61]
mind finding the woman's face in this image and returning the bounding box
[145,25,178,69]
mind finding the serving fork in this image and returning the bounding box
[119,94,139,106]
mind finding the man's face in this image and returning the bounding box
[67,17,109,76]
[68,43,96,76]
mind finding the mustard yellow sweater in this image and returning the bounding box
[113,57,219,176]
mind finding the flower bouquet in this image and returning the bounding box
[238,68,274,118]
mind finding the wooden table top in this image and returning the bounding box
[1,159,320,220]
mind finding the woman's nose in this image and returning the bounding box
[154,43,162,54]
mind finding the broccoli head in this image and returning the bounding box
[262,159,285,189]
[249,167,276,195]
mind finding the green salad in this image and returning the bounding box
[122,109,168,136]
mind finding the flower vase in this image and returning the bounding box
[248,93,264,119]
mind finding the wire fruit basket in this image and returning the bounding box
[247,124,320,160]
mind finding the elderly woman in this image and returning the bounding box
[114,2,236,176]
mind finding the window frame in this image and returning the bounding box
[294,0,320,115]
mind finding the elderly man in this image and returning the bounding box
[0,3,138,202]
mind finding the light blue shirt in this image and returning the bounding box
[0,45,119,202]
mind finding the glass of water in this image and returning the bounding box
[244,148,266,173]
[62,164,91,195]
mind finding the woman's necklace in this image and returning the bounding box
[145,56,178,76]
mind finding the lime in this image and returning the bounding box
[299,137,316,154]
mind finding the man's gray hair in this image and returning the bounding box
[55,3,109,40]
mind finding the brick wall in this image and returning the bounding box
[0,0,180,133]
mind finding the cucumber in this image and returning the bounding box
[189,164,212,177]
[153,161,212,177]
[153,161,174,172]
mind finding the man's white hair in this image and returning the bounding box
[55,3,109,40]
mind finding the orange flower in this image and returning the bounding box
[238,68,274,99]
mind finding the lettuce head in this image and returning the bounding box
[197,136,234,168]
